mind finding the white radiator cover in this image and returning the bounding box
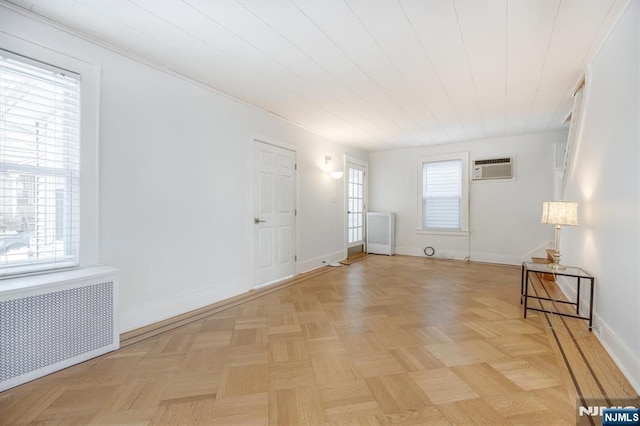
[367,212,396,255]
[0,266,119,392]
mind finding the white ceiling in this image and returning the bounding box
[5,0,629,151]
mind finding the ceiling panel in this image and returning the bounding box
[402,0,486,142]
[3,0,630,151]
[18,0,74,18]
[525,0,615,133]
[346,0,453,144]
[505,0,560,135]
[547,0,629,126]
[294,0,431,145]
[455,0,507,138]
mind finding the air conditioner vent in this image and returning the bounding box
[474,158,511,166]
[473,157,513,180]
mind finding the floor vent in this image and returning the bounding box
[0,266,119,391]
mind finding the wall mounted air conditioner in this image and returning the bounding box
[472,157,513,180]
[367,212,395,255]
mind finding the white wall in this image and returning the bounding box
[1,6,367,332]
[561,0,640,392]
[369,130,568,264]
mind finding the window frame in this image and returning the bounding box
[0,37,99,278]
[417,152,469,236]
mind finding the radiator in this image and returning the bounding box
[0,266,119,392]
[367,212,396,255]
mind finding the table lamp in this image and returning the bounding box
[541,201,578,269]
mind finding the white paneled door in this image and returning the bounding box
[347,162,366,248]
[253,141,296,287]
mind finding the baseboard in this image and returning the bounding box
[555,277,587,318]
[297,250,346,274]
[470,252,522,266]
[395,246,521,265]
[395,246,467,259]
[119,276,248,333]
[556,277,640,394]
[596,316,640,394]
[521,240,552,262]
[120,267,332,347]
[121,250,346,334]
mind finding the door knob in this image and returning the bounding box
[254,218,266,224]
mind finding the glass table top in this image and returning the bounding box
[522,262,593,278]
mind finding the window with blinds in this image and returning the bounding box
[422,160,462,229]
[0,53,80,276]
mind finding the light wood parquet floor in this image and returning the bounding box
[0,255,637,425]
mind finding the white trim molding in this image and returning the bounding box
[119,275,248,333]
[556,277,640,394]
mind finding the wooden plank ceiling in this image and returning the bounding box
[6,0,630,151]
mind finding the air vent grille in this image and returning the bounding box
[474,158,511,166]
[1,282,113,383]
[473,157,513,180]
[0,268,119,392]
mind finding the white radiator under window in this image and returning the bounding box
[0,266,119,392]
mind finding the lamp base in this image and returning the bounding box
[547,262,567,271]
[546,250,566,270]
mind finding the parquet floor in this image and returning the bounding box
[0,255,637,425]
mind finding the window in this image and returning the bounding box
[423,160,462,228]
[0,53,80,276]
[418,152,469,234]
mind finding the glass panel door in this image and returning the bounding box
[347,164,365,247]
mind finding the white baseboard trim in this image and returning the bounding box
[470,252,522,266]
[394,246,427,257]
[395,246,467,259]
[121,249,347,333]
[556,277,640,394]
[595,317,640,394]
[297,250,346,275]
[555,276,590,321]
[119,276,248,333]
[252,274,295,291]
[395,246,521,266]
[521,240,552,262]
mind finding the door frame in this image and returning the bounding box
[344,155,369,256]
[247,134,298,290]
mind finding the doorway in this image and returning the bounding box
[253,140,296,287]
[346,159,367,258]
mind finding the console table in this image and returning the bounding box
[521,262,595,330]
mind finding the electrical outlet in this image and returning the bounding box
[592,321,602,336]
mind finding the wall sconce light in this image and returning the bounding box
[325,155,343,180]
[324,156,333,171]
[541,201,578,269]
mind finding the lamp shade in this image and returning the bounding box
[541,201,578,226]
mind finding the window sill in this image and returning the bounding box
[415,229,469,236]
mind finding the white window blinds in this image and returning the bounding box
[422,160,462,229]
[0,53,80,276]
